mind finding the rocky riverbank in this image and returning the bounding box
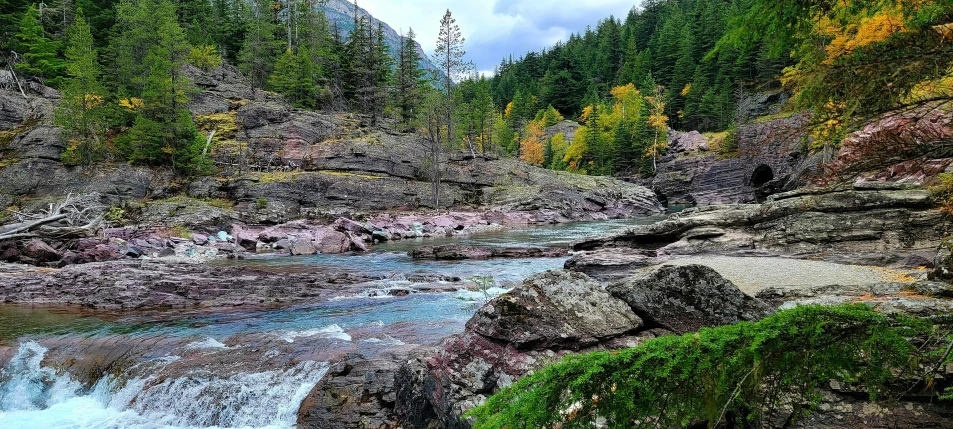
[567,183,949,280]
[297,263,953,429]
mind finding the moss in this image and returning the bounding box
[318,170,386,180]
[750,111,796,124]
[258,170,302,183]
[0,157,21,168]
[468,304,938,429]
[195,111,243,155]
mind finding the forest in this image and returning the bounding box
[0,0,951,178]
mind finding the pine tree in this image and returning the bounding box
[55,12,109,166]
[239,0,282,88]
[14,4,66,87]
[395,27,425,128]
[268,48,315,108]
[122,0,204,174]
[369,22,393,125]
[434,9,471,148]
[110,0,163,94]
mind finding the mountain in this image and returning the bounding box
[320,0,441,75]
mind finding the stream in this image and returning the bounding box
[0,217,663,429]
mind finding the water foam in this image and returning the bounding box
[0,342,329,429]
[278,324,352,343]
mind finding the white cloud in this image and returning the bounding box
[357,0,640,71]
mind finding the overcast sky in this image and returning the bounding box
[358,1,642,76]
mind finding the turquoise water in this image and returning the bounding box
[0,216,664,429]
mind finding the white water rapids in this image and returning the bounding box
[0,341,329,429]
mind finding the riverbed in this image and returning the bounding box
[0,216,664,429]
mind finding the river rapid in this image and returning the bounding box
[0,217,662,429]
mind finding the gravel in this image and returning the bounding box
[664,256,922,295]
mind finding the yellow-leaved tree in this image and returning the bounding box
[564,126,589,173]
[519,120,546,166]
[645,85,669,172]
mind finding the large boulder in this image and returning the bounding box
[468,270,643,350]
[398,270,647,428]
[607,264,771,334]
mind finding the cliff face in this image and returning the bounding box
[652,113,812,206]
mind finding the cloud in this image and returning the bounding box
[358,0,640,72]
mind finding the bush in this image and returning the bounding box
[468,304,935,429]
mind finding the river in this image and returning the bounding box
[0,216,663,429]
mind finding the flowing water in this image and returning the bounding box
[0,217,663,429]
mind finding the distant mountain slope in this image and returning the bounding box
[320,0,440,75]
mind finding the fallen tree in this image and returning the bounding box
[0,193,105,241]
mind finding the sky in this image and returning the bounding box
[358,1,643,76]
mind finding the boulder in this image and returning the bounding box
[931,238,953,282]
[607,264,771,334]
[23,239,61,263]
[564,248,664,280]
[296,351,416,429]
[311,228,350,254]
[289,239,317,256]
[469,270,643,350]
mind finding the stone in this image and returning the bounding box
[564,248,663,280]
[331,217,369,235]
[607,264,772,334]
[931,238,953,282]
[288,239,317,256]
[192,234,209,246]
[469,270,643,350]
[296,353,411,429]
[23,239,61,263]
[573,187,949,268]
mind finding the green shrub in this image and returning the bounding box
[468,304,935,429]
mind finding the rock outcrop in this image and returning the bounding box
[608,264,772,333]
[0,260,394,309]
[569,185,949,279]
[651,113,811,205]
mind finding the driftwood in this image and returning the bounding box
[0,193,105,241]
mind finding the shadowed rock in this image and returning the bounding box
[409,245,568,260]
[607,264,772,334]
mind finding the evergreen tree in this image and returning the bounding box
[395,27,424,128]
[56,12,109,166]
[239,0,282,88]
[369,22,393,124]
[269,48,316,108]
[121,0,204,174]
[14,4,66,87]
[110,0,163,94]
